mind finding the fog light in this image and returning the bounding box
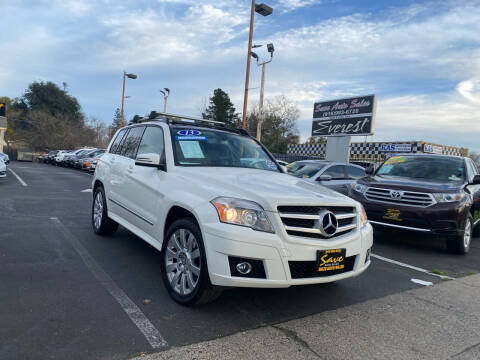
[236,262,252,275]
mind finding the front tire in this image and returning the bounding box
[161,218,221,306]
[92,187,118,236]
[446,215,472,254]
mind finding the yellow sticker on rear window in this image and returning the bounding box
[384,156,406,165]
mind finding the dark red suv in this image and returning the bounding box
[349,154,480,254]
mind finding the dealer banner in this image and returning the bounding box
[312,95,377,137]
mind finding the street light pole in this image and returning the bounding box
[241,2,273,130]
[257,62,266,140]
[120,72,126,128]
[251,43,274,141]
[241,0,256,130]
[120,72,137,128]
[160,88,170,112]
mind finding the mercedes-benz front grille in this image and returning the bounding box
[364,187,435,207]
[277,206,357,239]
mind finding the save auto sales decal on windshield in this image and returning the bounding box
[312,95,377,137]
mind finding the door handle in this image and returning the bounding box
[127,165,134,173]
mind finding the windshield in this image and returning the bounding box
[288,163,327,178]
[171,127,279,172]
[377,156,465,183]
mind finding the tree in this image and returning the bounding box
[304,136,326,145]
[12,81,83,122]
[111,107,121,137]
[202,88,239,128]
[247,95,300,154]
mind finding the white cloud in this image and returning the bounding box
[276,0,322,14]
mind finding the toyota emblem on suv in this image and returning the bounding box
[317,210,338,237]
[390,190,403,199]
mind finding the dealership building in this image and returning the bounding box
[287,141,469,163]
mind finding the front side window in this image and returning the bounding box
[347,166,365,179]
[289,163,327,179]
[377,156,465,183]
[323,165,346,179]
[110,129,127,154]
[121,126,145,159]
[171,126,279,172]
[138,126,164,157]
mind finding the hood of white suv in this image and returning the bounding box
[175,167,358,212]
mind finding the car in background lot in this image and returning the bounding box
[44,150,59,164]
[92,114,372,305]
[0,158,6,178]
[54,150,72,165]
[0,152,10,165]
[287,160,366,195]
[64,148,95,167]
[349,154,480,254]
[82,150,105,171]
[74,149,104,169]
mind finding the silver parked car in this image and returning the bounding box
[286,160,366,195]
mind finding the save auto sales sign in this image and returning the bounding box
[312,95,377,137]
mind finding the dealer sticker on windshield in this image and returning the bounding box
[176,130,207,140]
[317,249,346,272]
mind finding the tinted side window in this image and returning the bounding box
[122,126,145,159]
[323,165,345,179]
[466,159,476,182]
[137,126,164,156]
[110,129,127,154]
[347,165,365,179]
[469,159,478,175]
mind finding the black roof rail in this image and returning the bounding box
[146,111,226,126]
[130,111,252,137]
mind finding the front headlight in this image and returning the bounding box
[351,182,368,195]
[359,204,368,227]
[432,192,466,203]
[211,197,275,233]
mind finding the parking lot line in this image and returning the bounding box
[50,217,168,349]
[371,253,455,280]
[8,168,27,186]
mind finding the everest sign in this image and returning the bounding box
[312,95,377,137]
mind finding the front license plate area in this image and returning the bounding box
[317,249,346,273]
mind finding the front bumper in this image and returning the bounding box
[202,222,373,288]
[349,191,469,236]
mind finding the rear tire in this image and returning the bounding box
[161,218,222,306]
[446,215,472,254]
[92,187,118,236]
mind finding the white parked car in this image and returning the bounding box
[54,150,71,164]
[92,113,373,305]
[0,158,6,178]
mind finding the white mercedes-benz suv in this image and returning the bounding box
[92,113,373,305]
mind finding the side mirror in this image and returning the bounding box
[318,174,332,181]
[135,153,162,168]
[365,165,375,175]
[280,165,287,173]
[471,174,480,185]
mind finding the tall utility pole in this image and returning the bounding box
[241,2,273,130]
[120,72,137,128]
[251,43,274,141]
[160,88,170,112]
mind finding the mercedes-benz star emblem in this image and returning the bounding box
[390,190,402,199]
[316,210,338,237]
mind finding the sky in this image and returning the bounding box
[2,0,480,151]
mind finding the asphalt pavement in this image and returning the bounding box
[1,162,479,359]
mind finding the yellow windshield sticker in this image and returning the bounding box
[384,156,406,165]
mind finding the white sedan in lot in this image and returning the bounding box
[0,158,6,178]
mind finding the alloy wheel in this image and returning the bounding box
[464,218,472,248]
[93,191,103,230]
[165,228,201,296]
